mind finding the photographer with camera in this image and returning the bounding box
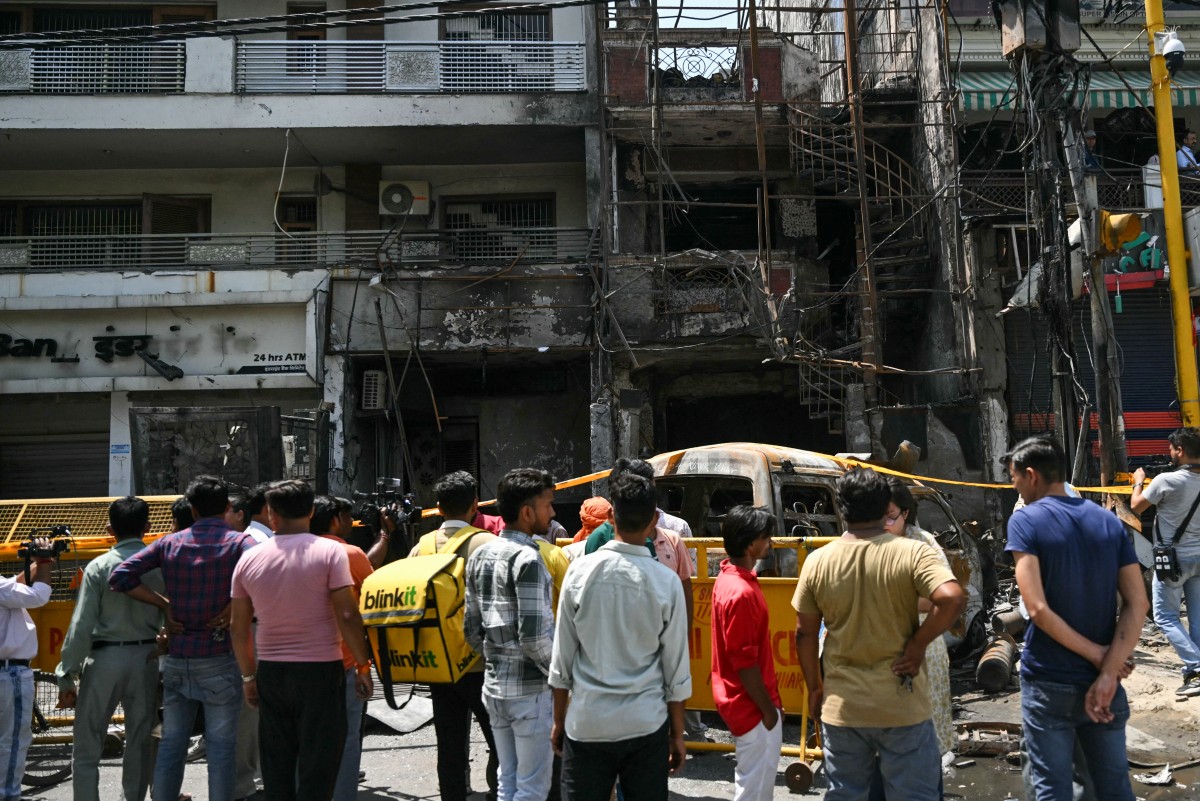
[0,532,60,800]
[1132,427,1200,697]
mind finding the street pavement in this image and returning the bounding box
[22,707,817,801]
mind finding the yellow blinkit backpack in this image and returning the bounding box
[359,525,486,708]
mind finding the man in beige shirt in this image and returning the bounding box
[410,471,499,801]
[793,468,964,801]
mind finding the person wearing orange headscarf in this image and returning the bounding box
[574,497,613,542]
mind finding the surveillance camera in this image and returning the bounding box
[1164,31,1186,78]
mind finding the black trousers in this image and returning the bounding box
[561,720,669,801]
[429,671,500,801]
[257,660,347,801]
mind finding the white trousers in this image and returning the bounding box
[733,710,783,801]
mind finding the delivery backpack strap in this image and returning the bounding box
[439,524,487,557]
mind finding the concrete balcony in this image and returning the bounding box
[0,38,587,95]
[236,40,586,94]
[0,228,598,273]
[0,37,596,139]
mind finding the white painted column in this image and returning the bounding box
[108,391,133,496]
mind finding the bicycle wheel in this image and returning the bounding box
[22,670,72,787]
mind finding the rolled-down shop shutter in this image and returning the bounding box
[0,440,108,500]
[1004,287,1180,463]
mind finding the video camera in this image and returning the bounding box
[17,525,73,561]
[18,525,72,585]
[352,478,423,555]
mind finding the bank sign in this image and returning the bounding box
[0,303,313,382]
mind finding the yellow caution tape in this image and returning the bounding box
[418,445,1133,519]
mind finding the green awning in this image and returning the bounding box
[958,70,1200,111]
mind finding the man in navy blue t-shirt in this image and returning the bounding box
[1003,436,1148,801]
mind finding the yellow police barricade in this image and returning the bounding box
[0,496,178,672]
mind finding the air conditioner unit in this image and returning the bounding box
[361,370,388,410]
[379,181,431,217]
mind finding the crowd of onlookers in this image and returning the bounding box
[5,427,1200,801]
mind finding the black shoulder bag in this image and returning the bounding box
[1153,469,1200,582]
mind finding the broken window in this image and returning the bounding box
[663,184,759,251]
[778,482,840,538]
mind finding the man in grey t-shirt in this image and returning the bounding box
[1133,427,1200,696]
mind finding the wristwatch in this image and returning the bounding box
[241,674,256,684]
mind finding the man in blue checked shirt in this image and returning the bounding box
[464,468,557,801]
[110,475,256,801]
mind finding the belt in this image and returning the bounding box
[0,659,30,668]
[93,639,157,649]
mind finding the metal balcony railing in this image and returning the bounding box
[0,43,186,93]
[235,41,586,94]
[960,168,1200,215]
[0,228,599,272]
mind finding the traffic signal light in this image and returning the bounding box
[1097,211,1143,255]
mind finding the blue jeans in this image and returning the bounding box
[821,720,939,801]
[0,667,33,801]
[153,654,242,801]
[1021,677,1134,801]
[484,690,553,801]
[331,669,364,801]
[1152,551,1200,674]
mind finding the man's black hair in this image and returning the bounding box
[435,471,479,519]
[333,496,354,515]
[170,497,194,532]
[311,495,339,536]
[1003,436,1065,484]
[226,494,249,529]
[245,483,270,517]
[265,479,315,521]
[1169,428,1200,460]
[186,475,230,518]
[836,467,892,524]
[886,478,920,529]
[610,473,657,534]
[611,457,655,483]
[495,468,555,527]
[721,505,774,557]
[109,496,149,540]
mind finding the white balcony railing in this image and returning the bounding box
[235,41,587,94]
[0,228,598,272]
[0,43,186,93]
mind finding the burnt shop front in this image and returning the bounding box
[0,292,322,499]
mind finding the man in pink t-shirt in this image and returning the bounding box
[230,480,374,801]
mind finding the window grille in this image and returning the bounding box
[33,9,152,32]
[25,204,141,268]
[444,198,555,262]
[444,13,549,42]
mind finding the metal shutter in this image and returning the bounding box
[0,441,108,500]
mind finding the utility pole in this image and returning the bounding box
[1063,123,1128,484]
[1146,0,1200,426]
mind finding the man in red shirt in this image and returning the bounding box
[711,505,783,801]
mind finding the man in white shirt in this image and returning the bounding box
[550,473,692,801]
[0,536,58,801]
[242,484,275,543]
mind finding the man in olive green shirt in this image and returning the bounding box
[56,497,164,801]
[793,468,964,801]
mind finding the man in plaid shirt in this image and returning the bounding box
[110,475,256,801]
[464,468,557,801]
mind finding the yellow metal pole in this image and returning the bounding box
[1147,0,1200,426]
